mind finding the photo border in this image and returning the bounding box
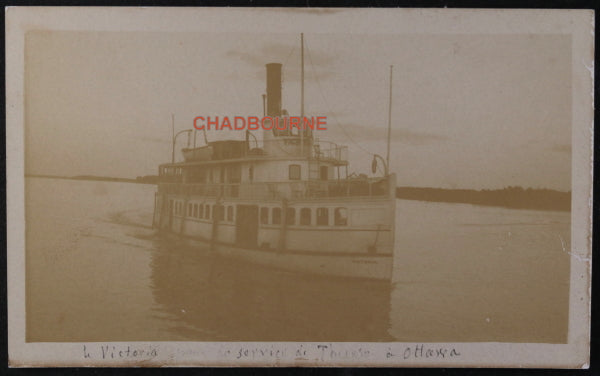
[5,6,594,368]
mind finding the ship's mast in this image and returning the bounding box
[301,33,305,118]
[386,65,393,171]
[171,113,175,163]
[300,33,305,155]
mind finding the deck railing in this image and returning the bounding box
[312,140,348,163]
[168,138,349,166]
[157,177,391,200]
[259,138,348,165]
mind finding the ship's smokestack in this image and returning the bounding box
[266,63,282,117]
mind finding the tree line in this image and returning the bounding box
[396,186,570,212]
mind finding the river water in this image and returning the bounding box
[25,177,570,343]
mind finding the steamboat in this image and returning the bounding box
[152,35,396,280]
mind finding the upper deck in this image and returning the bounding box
[160,136,348,170]
[157,174,395,202]
[155,58,393,202]
[155,127,396,202]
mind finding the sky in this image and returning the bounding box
[25,31,571,190]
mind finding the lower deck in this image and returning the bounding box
[153,194,396,257]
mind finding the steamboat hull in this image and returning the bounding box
[153,190,396,281]
[162,232,393,281]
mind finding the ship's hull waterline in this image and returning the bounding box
[161,231,393,281]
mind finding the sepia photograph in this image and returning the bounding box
[6,7,593,367]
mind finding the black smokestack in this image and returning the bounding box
[266,63,282,117]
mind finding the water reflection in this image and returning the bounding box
[149,239,394,342]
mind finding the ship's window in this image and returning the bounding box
[227,206,233,221]
[205,204,210,219]
[217,205,225,221]
[317,207,329,226]
[248,165,254,182]
[189,167,206,183]
[229,165,241,183]
[193,204,198,218]
[260,207,269,225]
[289,164,301,180]
[198,204,204,218]
[286,208,296,225]
[334,207,348,226]
[320,166,328,180]
[188,203,193,217]
[272,207,281,225]
[300,208,311,225]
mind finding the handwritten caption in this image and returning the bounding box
[224,344,460,362]
[82,345,158,360]
[82,343,460,363]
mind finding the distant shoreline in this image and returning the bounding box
[396,186,570,212]
[25,174,156,185]
[26,174,570,212]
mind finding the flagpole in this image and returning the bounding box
[386,65,393,173]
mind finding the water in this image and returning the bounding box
[25,177,570,343]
